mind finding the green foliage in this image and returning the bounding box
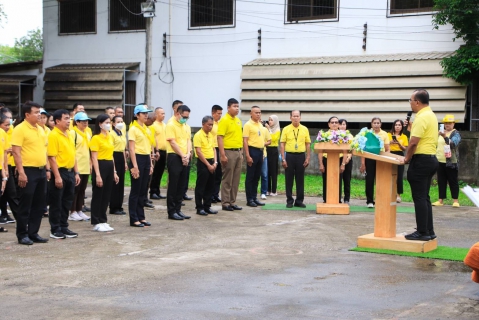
[0,45,18,64]
[433,0,479,84]
[13,28,43,62]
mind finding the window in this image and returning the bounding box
[190,0,235,28]
[287,0,338,22]
[59,0,96,34]
[389,0,434,15]
[109,0,146,32]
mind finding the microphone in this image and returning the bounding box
[405,111,412,124]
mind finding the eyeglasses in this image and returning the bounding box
[329,121,339,124]
[181,116,189,120]
[408,99,417,103]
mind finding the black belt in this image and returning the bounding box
[24,166,45,170]
[412,154,436,158]
[225,148,242,151]
[59,167,74,172]
[248,146,262,150]
[267,146,278,148]
[287,152,304,154]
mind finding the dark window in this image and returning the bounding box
[190,0,235,28]
[390,0,434,15]
[59,0,96,34]
[287,0,338,22]
[109,0,146,32]
[124,81,136,125]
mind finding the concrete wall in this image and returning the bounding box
[43,0,463,127]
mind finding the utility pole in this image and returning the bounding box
[145,16,152,106]
[141,1,155,106]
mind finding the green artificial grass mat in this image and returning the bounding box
[350,245,469,261]
[261,203,415,213]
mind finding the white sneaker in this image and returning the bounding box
[77,211,90,220]
[68,212,83,221]
[93,223,109,232]
[271,193,278,197]
[102,223,114,231]
[367,203,375,208]
[261,194,267,200]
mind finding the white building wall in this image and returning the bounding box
[43,0,463,127]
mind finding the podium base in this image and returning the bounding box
[357,233,438,253]
[316,203,350,215]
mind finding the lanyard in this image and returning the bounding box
[293,128,299,150]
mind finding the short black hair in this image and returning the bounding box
[0,107,12,115]
[202,115,213,124]
[338,119,347,126]
[212,105,223,112]
[0,103,5,109]
[290,110,301,116]
[73,103,82,110]
[105,106,114,112]
[114,106,123,112]
[227,98,238,107]
[0,113,9,126]
[93,114,110,136]
[21,101,42,118]
[328,116,338,123]
[53,109,70,125]
[172,100,183,109]
[178,105,191,114]
[413,89,430,105]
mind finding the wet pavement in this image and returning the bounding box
[1,188,478,319]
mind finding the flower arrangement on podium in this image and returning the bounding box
[350,127,384,155]
[314,130,351,145]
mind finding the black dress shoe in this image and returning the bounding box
[30,234,49,243]
[181,202,185,206]
[177,211,191,219]
[253,200,265,206]
[231,204,242,210]
[222,205,234,211]
[247,201,258,207]
[140,221,151,226]
[150,194,161,200]
[110,210,124,215]
[183,195,193,201]
[286,203,293,208]
[82,205,91,212]
[429,231,437,240]
[294,202,306,208]
[147,200,153,204]
[196,210,208,216]
[405,231,431,241]
[205,208,218,214]
[130,222,145,227]
[214,196,221,202]
[144,203,155,210]
[211,197,217,204]
[158,194,166,199]
[18,237,33,245]
[168,213,184,220]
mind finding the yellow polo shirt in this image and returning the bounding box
[243,119,265,149]
[70,121,92,137]
[128,125,153,155]
[47,127,76,169]
[151,121,167,151]
[110,129,127,153]
[217,113,243,149]
[166,119,191,154]
[211,120,219,148]
[7,126,14,167]
[270,131,281,147]
[90,133,114,160]
[167,116,175,124]
[193,128,214,159]
[11,121,47,167]
[41,126,51,136]
[411,106,438,155]
[0,129,7,170]
[387,133,409,152]
[72,128,91,174]
[280,124,311,153]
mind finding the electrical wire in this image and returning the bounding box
[118,0,145,15]
[158,57,174,84]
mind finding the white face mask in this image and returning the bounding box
[103,124,111,131]
[115,122,124,130]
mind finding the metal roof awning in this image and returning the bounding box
[240,52,467,123]
[43,62,140,116]
[0,75,37,111]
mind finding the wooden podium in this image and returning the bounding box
[353,151,438,253]
[314,142,350,215]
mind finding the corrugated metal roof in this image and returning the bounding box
[0,60,42,71]
[0,75,37,83]
[244,51,454,66]
[46,63,140,70]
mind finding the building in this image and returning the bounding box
[40,0,467,127]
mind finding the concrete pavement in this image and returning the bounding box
[0,188,478,319]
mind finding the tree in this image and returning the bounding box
[433,0,479,85]
[13,28,43,62]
